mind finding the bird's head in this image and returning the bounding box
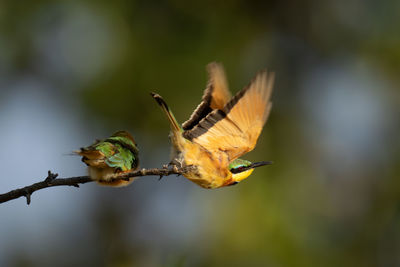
[228,159,272,185]
[111,131,137,145]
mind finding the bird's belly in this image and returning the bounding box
[183,170,226,189]
[181,144,231,189]
[88,166,135,187]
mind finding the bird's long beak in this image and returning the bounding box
[230,161,273,174]
[250,161,273,168]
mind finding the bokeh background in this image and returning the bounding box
[1,1,399,266]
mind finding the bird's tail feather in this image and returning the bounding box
[151,93,182,133]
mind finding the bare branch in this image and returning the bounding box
[0,166,183,205]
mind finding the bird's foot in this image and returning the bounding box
[168,159,183,169]
[166,159,185,177]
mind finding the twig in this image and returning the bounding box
[0,166,183,205]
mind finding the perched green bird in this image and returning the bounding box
[75,131,139,187]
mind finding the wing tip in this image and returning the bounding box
[206,61,223,72]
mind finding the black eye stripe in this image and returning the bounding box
[230,166,245,174]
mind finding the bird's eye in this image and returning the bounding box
[230,166,245,174]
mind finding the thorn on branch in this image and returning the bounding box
[24,189,31,205]
[45,170,58,184]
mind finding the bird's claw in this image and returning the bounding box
[168,159,183,168]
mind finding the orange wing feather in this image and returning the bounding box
[182,62,232,130]
[207,62,231,109]
[185,70,274,161]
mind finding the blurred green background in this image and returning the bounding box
[0,0,399,266]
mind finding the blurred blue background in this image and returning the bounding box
[0,1,399,266]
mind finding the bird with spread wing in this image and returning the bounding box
[151,62,274,189]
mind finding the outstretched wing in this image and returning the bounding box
[182,62,232,130]
[183,70,274,161]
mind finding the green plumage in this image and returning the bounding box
[229,158,252,170]
[79,131,139,172]
[95,142,136,171]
